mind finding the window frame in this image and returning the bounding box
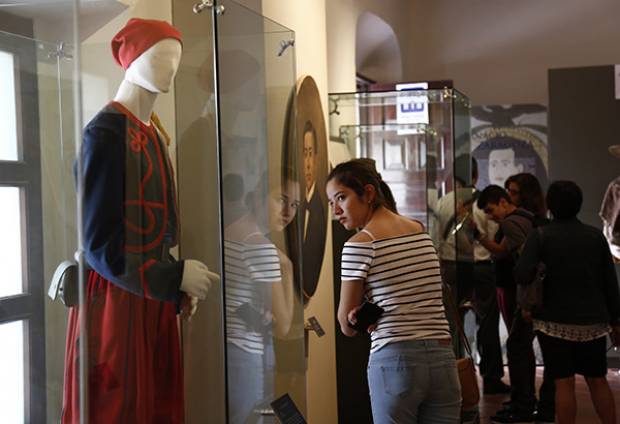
[0,21,47,424]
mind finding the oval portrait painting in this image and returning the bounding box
[295,75,328,304]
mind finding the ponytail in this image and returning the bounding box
[378,179,397,213]
[327,159,398,213]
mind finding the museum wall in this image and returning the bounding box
[326,0,413,92]
[403,0,620,105]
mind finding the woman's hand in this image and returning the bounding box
[347,305,362,328]
[348,305,379,334]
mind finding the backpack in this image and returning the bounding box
[494,209,548,288]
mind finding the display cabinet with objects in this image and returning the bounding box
[0,0,306,423]
[328,85,473,260]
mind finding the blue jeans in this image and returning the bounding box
[367,339,461,424]
[227,344,264,424]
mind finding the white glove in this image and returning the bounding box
[180,259,220,300]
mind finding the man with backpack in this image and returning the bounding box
[475,185,540,423]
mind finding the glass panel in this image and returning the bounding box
[453,92,474,266]
[41,37,77,424]
[328,88,470,232]
[173,5,226,423]
[337,123,430,223]
[0,186,24,297]
[0,49,19,161]
[0,320,25,424]
[215,0,305,421]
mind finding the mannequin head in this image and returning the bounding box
[125,38,182,93]
[112,18,183,93]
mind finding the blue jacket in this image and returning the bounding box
[80,103,183,303]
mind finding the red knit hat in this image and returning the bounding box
[111,18,182,69]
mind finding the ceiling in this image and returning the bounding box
[0,0,132,41]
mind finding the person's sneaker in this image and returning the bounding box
[484,380,511,394]
[533,410,555,423]
[494,403,514,416]
[491,410,534,423]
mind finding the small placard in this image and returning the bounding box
[270,393,307,424]
[616,65,620,100]
[396,81,429,135]
[307,316,325,337]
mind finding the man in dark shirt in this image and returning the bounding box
[477,185,533,329]
[476,185,542,423]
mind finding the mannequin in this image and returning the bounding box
[600,145,620,261]
[62,19,216,423]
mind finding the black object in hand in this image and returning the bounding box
[348,301,384,332]
[235,303,272,333]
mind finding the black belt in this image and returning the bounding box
[474,260,493,265]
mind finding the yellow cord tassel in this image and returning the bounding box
[150,112,171,146]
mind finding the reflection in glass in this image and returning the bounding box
[214,1,304,419]
[0,50,19,161]
[0,320,25,424]
[223,171,299,423]
[0,186,23,297]
[336,123,430,224]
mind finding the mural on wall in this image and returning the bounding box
[470,105,548,190]
[290,75,328,305]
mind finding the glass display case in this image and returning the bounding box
[328,88,473,264]
[1,1,305,423]
[175,1,305,422]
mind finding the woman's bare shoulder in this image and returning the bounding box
[348,231,373,243]
[399,216,425,234]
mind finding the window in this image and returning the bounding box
[0,50,19,161]
[0,29,46,423]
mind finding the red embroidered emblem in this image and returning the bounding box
[129,127,148,153]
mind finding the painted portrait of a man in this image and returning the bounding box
[287,76,328,305]
[470,105,548,190]
[301,119,326,302]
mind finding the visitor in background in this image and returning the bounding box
[475,186,536,423]
[516,180,620,424]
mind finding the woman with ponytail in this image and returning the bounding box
[327,159,461,423]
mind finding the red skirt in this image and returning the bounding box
[62,270,184,423]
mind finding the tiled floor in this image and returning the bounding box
[479,367,620,423]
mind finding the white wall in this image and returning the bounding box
[404,0,620,105]
[326,0,620,105]
[259,2,338,423]
[326,0,412,92]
